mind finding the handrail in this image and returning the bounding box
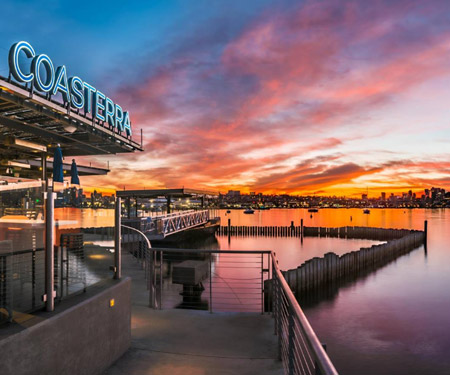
[0,247,45,257]
[272,252,339,375]
[127,244,339,374]
[150,247,272,254]
[121,225,152,249]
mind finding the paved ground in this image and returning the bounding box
[104,252,283,375]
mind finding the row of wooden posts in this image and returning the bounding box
[218,219,427,241]
[282,228,426,295]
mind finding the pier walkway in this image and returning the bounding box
[104,251,283,375]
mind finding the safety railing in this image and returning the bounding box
[0,246,46,322]
[120,224,155,306]
[158,210,210,237]
[272,254,339,375]
[120,232,339,375]
[149,248,271,312]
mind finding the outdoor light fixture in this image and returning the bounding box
[2,160,31,169]
[5,137,47,152]
[62,123,78,133]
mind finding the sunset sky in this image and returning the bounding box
[1,0,450,197]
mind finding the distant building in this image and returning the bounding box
[227,190,241,197]
[381,192,386,201]
[362,193,368,201]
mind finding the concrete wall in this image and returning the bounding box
[0,277,131,375]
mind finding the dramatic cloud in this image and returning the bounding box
[82,0,450,195]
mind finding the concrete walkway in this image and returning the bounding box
[105,252,283,375]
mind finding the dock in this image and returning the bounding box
[105,251,283,375]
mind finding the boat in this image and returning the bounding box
[308,208,319,213]
[243,208,254,214]
[226,210,231,214]
[363,209,371,214]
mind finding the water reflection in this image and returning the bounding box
[211,209,449,375]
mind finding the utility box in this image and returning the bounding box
[172,260,208,285]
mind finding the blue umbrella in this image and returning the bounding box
[70,159,80,185]
[53,145,64,183]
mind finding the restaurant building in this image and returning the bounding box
[0,41,142,374]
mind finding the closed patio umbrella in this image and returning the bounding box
[53,145,64,183]
[70,159,80,185]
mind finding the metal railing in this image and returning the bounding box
[120,224,155,306]
[0,246,46,322]
[158,210,210,237]
[122,209,215,238]
[120,234,339,375]
[149,248,271,312]
[272,254,339,375]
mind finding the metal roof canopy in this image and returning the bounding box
[117,188,219,199]
[0,76,143,159]
[21,159,109,176]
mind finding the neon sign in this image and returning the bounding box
[8,41,132,136]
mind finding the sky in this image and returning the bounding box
[1,0,450,197]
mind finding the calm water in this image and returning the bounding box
[44,208,450,374]
[216,208,450,375]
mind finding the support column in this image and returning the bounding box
[45,188,55,312]
[114,197,122,279]
[127,197,131,219]
[41,152,47,190]
[167,195,171,214]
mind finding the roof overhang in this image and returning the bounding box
[0,158,109,179]
[117,188,219,199]
[0,76,143,159]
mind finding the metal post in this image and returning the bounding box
[114,197,122,279]
[261,253,264,314]
[267,252,271,314]
[209,255,213,313]
[159,251,163,309]
[148,249,154,308]
[45,188,55,312]
[41,152,47,190]
[167,196,171,214]
[276,278,282,360]
[153,249,157,308]
[288,306,295,374]
[228,218,231,242]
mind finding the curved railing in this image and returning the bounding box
[120,224,157,307]
[272,252,339,375]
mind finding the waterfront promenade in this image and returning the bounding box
[105,251,283,375]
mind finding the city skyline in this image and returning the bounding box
[1,0,450,196]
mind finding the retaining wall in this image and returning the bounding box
[0,278,131,375]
